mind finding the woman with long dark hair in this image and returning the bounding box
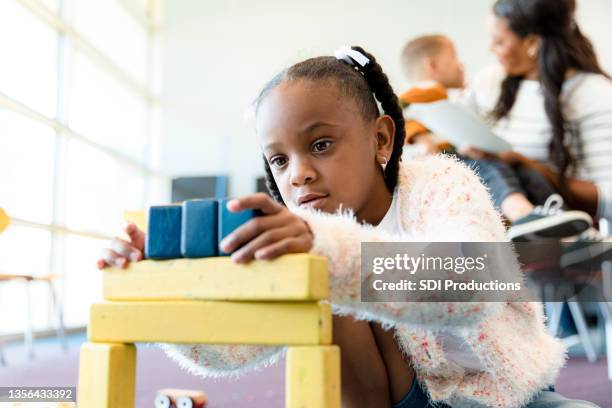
[464,0,612,229]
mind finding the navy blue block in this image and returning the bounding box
[218,199,259,256]
[145,205,182,259]
[181,199,219,258]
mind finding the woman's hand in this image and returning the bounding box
[458,145,500,161]
[219,193,314,264]
[459,146,531,167]
[498,151,531,166]
[96,222,145,269]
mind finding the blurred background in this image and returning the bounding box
[0,0,611,406]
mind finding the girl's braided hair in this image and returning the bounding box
[254,46,405,205]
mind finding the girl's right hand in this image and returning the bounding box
[96,222,145,269]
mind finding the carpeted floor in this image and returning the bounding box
[0,332,610,407]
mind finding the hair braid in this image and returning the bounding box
[351,46,405,193]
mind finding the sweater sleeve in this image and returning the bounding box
[290,155,511,329]
[159,343,283,379]
[566,75,612,221]
[160,156,514,377]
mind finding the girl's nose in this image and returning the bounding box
[289,160,316,187]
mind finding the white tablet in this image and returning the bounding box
[404,100,512,153]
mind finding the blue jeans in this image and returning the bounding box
[393,380,600,408]
[457,155,557,211]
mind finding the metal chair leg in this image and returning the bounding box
[598,302,612,381]
[24,280,34,359]
[48,280,67,352]
[0,341,5,366]
[546,301,563,336]
[0,284,5,366]
[567,300,598,362]
[600,259,612,380]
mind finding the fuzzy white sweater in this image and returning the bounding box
[160,155,566,408]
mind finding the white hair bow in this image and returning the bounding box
[334,45,370,68]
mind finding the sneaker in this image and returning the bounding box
[560,228,612,270]
[507,194,592,242]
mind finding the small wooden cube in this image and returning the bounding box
[181,199,218,258]
[218,199,259,255]
[145,205,182,259]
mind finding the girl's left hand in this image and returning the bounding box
[219,193,314,264]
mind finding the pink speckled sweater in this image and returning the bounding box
[160,155,566,408]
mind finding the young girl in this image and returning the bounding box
[98,46,596,408]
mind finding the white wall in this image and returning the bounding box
[159,0,612,196]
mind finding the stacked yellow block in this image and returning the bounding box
[77,254,340,408]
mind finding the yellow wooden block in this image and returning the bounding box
[77,342,136,408]
[103,254,328,301]
[0,208,9,234]
[123,210,147,231]
[286,346,341,408]
[88,300,332,345]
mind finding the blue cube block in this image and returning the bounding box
[218,198,259,256]
[181,199,218,258]
[145,205,182,259]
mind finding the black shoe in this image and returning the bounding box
[508,194,592,242]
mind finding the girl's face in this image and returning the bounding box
[256,79,394,223]
[488,14,538,77]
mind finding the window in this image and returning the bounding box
[69,53,148,162]
[0,1,57,117]
[0,226,52,333]
[0,0,166,335]
[73,0,149,86]
[62,235,105,327]
[0,111,55,224]
[64,138,146,235]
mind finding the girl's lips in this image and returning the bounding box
[298,195,328,209]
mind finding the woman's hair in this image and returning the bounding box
[491,0,608,183]
[254,46,406,205]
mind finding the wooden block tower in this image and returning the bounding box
[77,254,340,408]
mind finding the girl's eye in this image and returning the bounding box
[269,156,287,168]
[312,140,332,153]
